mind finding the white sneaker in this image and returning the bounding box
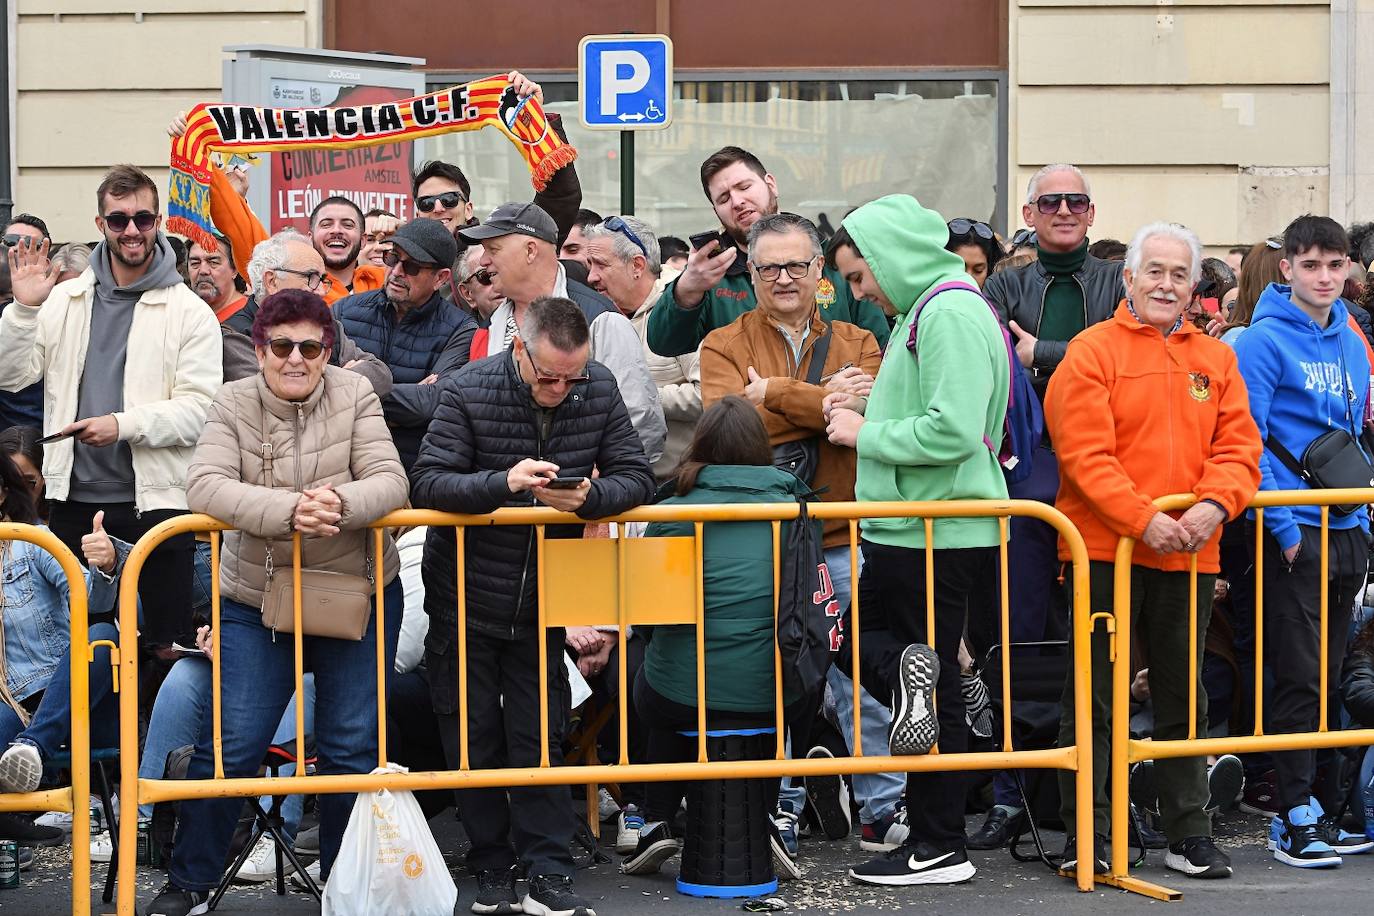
[234,835,279,884]
[34,811,74,834]
[597,788,620,822]
[288,858,322,891]
[90,830,113,863]
[0,742,42,794]
[615,804,645,855]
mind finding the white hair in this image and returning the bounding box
[246,229,309,294]
[581,215,662,276]
[1026,163,1091,203]
[1125,222,1203,284]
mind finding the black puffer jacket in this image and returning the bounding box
[983,253,1125,396]
[334,289,477,471]
[410,351,654,655]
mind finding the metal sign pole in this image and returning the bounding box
[620,130,635,216]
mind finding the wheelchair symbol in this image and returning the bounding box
[644,99,663,121]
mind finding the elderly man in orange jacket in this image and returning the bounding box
[1046,221,1262,881]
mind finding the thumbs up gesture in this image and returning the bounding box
[81,510,116,574]
[744,366,769,406]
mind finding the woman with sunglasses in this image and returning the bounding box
[146,289,408,916]
[945,218,1003,289]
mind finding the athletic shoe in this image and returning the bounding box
[1310,797,1374,854]
[961,671,994,739]
[888,644,940,756]
[0,813,63,846]
[90,829,113,864]
[1239,769,1278,818]
[1205,755,1244,814]
[144,882,210,916]
[615,804,645,856]
[1061,833,1109,876]
[1164,835,1232,879]
[803,746,852,840]
[860,804,909,852]
[523,873,596,916]
[293,823,320,855]
[0,742,42,794]
[1129,760,1159,817]
[1268,804,1341,868]
[772,801,800,858]
[472,865,521,915]
[597,788,619,823]
[848,841,976,886]
[234,835,279,883]
[768,818,802,881]
[967,805,1025,850]
[287,858,322,891]
[620,821,681,876]
[1131,806,1168,850]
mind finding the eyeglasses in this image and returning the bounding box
[382,249,438,276]
[948,218,994,241]
[753,259,816,282]
[1,234,36,249]
[267,338,325,360]
[465,269,494,287]
[273,267,333,291]
[415,192,466,213]
[523,347,589,386]
[602,216,648,259]
[103,210,158,232]
[1033,193,1092,215]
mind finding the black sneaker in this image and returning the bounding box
[1131,806,1168,850]
[472,865,521,915]
[848,841,975,886]
[803,746,852,841]
[1165,835,1232,879]
[620,821,682,876]
[144,882,210,916]
[1061,833,1109,876]
[888,644,940,756]
[966,805,1025,851]
[1129,760,1159,818]
[0,813,63,847]
[523,873,596,916]
[1205,754,1245,814]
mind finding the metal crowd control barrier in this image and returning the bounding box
[115,499,1099,914]
[1105,488,1374,900]
[0,525,94,916]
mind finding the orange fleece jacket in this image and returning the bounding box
[1046,303,1262,572]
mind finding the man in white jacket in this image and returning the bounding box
[1,164,222,655]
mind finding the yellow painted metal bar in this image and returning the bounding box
[211,529,223,780]
[849,519,863,758]
[771,519,784,760]
[923,517,938,754]
[1187,552,1197,741]
[1109,535,1133,882]
[1254,508,1265,736]
[292,533,306,772]
[617,529,629,766]
[1132,726,1374,761]
[1065,523,1095,893]
[694,521,707,763]
[536,524,549,769]
[457,527,470,771]
[374,525,388,768]
[999,517,1012,752]
[1319,506,1329,733]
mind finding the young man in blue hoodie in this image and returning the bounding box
[1235,214,1374,868]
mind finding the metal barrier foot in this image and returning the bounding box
[1093,872,1182,901]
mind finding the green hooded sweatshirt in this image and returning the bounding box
[845,195,1010,549]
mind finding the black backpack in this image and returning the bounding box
[776,499,843,703]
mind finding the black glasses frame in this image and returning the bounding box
[103,210,158,232]
[415,192,467,213]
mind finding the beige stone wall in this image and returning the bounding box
[1007,0,1341,249]
[12,0,319,242]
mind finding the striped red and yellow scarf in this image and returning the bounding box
[168,74,576,250]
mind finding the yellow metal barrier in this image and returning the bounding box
[1105,488,1374,900]
[0,524,93,916]
[115,499,1101,914]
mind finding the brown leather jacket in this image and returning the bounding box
[186,365,409,608]
[700,306,882,546]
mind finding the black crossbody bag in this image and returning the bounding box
[772,328,832,485]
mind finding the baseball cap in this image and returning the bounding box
[390,218,458,268]
[459,202,558,246]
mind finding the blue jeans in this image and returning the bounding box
[137,656,316,838]
[778,547,905,824]
[168,580,401,892]
[0,622,121,764]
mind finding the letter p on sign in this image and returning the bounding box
[600,51,649,117]
[578,34,674,131]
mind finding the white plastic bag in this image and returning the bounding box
[321,764,458,916]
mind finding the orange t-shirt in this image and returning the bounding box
[214,294,249,323]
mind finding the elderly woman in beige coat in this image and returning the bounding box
[148,288,409,915]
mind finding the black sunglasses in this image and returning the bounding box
[1033,193,1091,215]
[103,210,158,232]
[383,249,439,276]
[1,234,36,249]
[415,192,466,213]
[602,216,649,259]
[466,269,494,287]
[267,338,325,360]
[948,218,994,241]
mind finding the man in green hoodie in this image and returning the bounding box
[822,194,1010,886]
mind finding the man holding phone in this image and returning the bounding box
[646,146,891,358]
[412,296,653,916]
[0,165,221,661]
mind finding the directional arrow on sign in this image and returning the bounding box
[618,112,645,122]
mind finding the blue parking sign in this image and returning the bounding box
[578,34,673,131]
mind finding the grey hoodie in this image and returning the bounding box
[70,234,185,502]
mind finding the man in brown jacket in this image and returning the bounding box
[700,212,909,859]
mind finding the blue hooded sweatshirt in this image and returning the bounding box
[1234,282,1371,550]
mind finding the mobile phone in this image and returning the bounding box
[544,476,587,489]
[689,230,728,254]
[37,430,75,445]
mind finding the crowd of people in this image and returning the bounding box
[1,70,1374,916]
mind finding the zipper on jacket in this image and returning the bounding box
[1030,273,1092,376]
[511,401,550,640]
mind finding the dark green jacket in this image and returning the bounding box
[645,236,892,357]
[642,464,806,712]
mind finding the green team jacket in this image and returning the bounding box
[645,238,892,357]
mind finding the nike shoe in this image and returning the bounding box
[1164,835,1232,879]
[860,804,909,852]
[848,841,976,886]
[620,822,681,876]
[1268,803,1341,868]
[1205,755,1245,814]
[961,670,994,739]
[803,746,852,840]
[771,801,800,858]
[1061,832,1109,876]
[888,644,940,756]
[1310,797,1374,855]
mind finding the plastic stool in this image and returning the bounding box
[675,727,778,898]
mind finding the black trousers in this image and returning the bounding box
[431,627,575,878]
[387,668,454,821]
[851,539,995,851]
[1260,523,1368,814]
[49,500,195,647]
[587,633,648,807]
